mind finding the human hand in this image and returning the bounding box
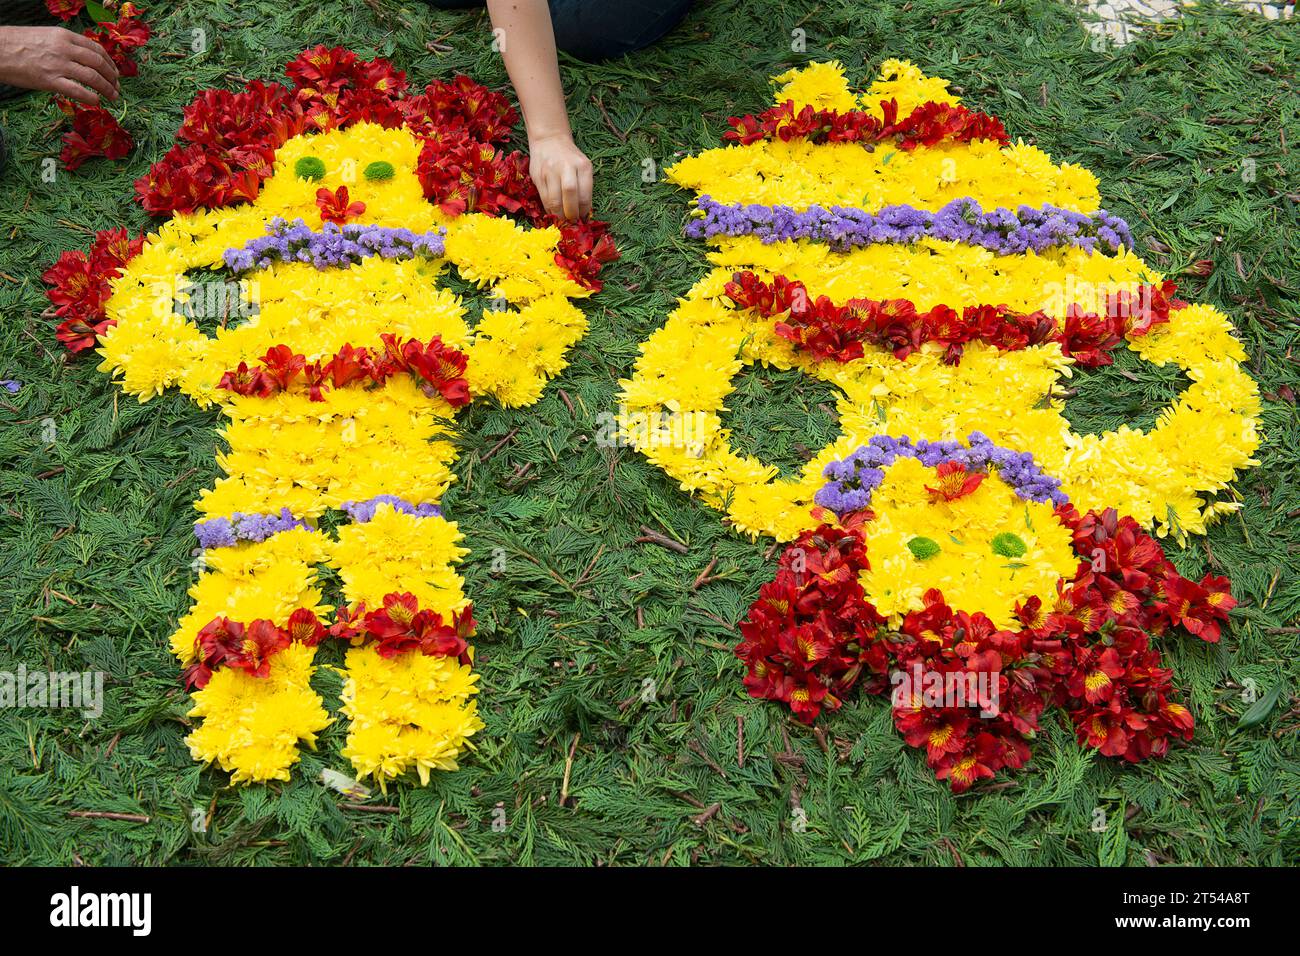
[0,26,120,106]
[527,132,593,221]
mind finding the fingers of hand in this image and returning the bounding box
[65,61,117,103]
[69,34,121,94]
[577,158,594,220]
[531,159,561,218]
[50,76,99,105]
[561,167,581,222]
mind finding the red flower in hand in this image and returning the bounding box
[316,185,365,224]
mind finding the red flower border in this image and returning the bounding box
[724,270,1183,366]
[183,593,474,689]
[724,97,1009,150]
[217,335,471,407]
[735,500,1234,792]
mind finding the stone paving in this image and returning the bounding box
[1076,0,1294,46]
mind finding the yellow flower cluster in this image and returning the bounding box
[93,122,592,785]
[340,647,484,790]
[177,528,334,784]
[620,60,1262,547]
[858,457,1078,627]
[199,376,461,520]
[668,60,1100,213]
[187,643,333,785]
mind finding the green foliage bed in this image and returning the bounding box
[0,0,1296,865]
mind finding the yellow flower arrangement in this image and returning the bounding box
[619,60,1261,547]
[94,118,596,785]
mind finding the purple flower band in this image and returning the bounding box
[194,508,313,550]
[342,495,443,524]
[686,196,1134,256]
[223,218,447,274]
[815,432,1071,515]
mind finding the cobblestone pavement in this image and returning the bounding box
[1076,0,1294,46]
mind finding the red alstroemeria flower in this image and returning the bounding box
[184,616,247,689]
[1156,573,1236,643]
[228,619,291,678]
[329,602,368,643]
[259,345,306,389]
[786,671,833,722]
[301,361,330,402]
[285,608,326,646]
[85,3,151,77]
[934,732,1002,793]
[410,609,468,660]
[316,185,366,224]
[59,102,133,171]
[1068,646,1127,704]
[326,343,377,387]
[393,335,471,407]
[45,0,85,19]
[218,361,279,398]
[925,461,986,502]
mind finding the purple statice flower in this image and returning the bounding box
[342,495,443,524]
[223,219,447,274]
[686,196,1133,256]
[193,516,236,550]
[193,507,312,550]
[813,432,1070,516]
[0,380,19,393]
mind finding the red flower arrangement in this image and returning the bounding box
[46,47,619,356]
[134,47,617,289]
[41,227,145,351]
[331,592,475,664]
[217,335,471,407]
[735,500,1235,792]
[724,97,1008,150]
[723,270,1181,366]
[181,594,473,689]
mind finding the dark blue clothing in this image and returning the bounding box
[425,0,695,62]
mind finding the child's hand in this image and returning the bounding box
[528,131,594,221]
[0,26,121,105]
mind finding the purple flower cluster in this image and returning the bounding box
[342,495,443,523]
[194,508,313,549]
[686,196,1133,256]
[814,432,1070,514]
[223,218,447,273]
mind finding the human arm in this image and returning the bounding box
[485,0,593,220]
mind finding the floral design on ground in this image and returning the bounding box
[619,58,1260,543]
[736,441,1235,791]
[42,48,614,787]
[620,58,1259,792]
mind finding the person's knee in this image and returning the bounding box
[550,0,694,62]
